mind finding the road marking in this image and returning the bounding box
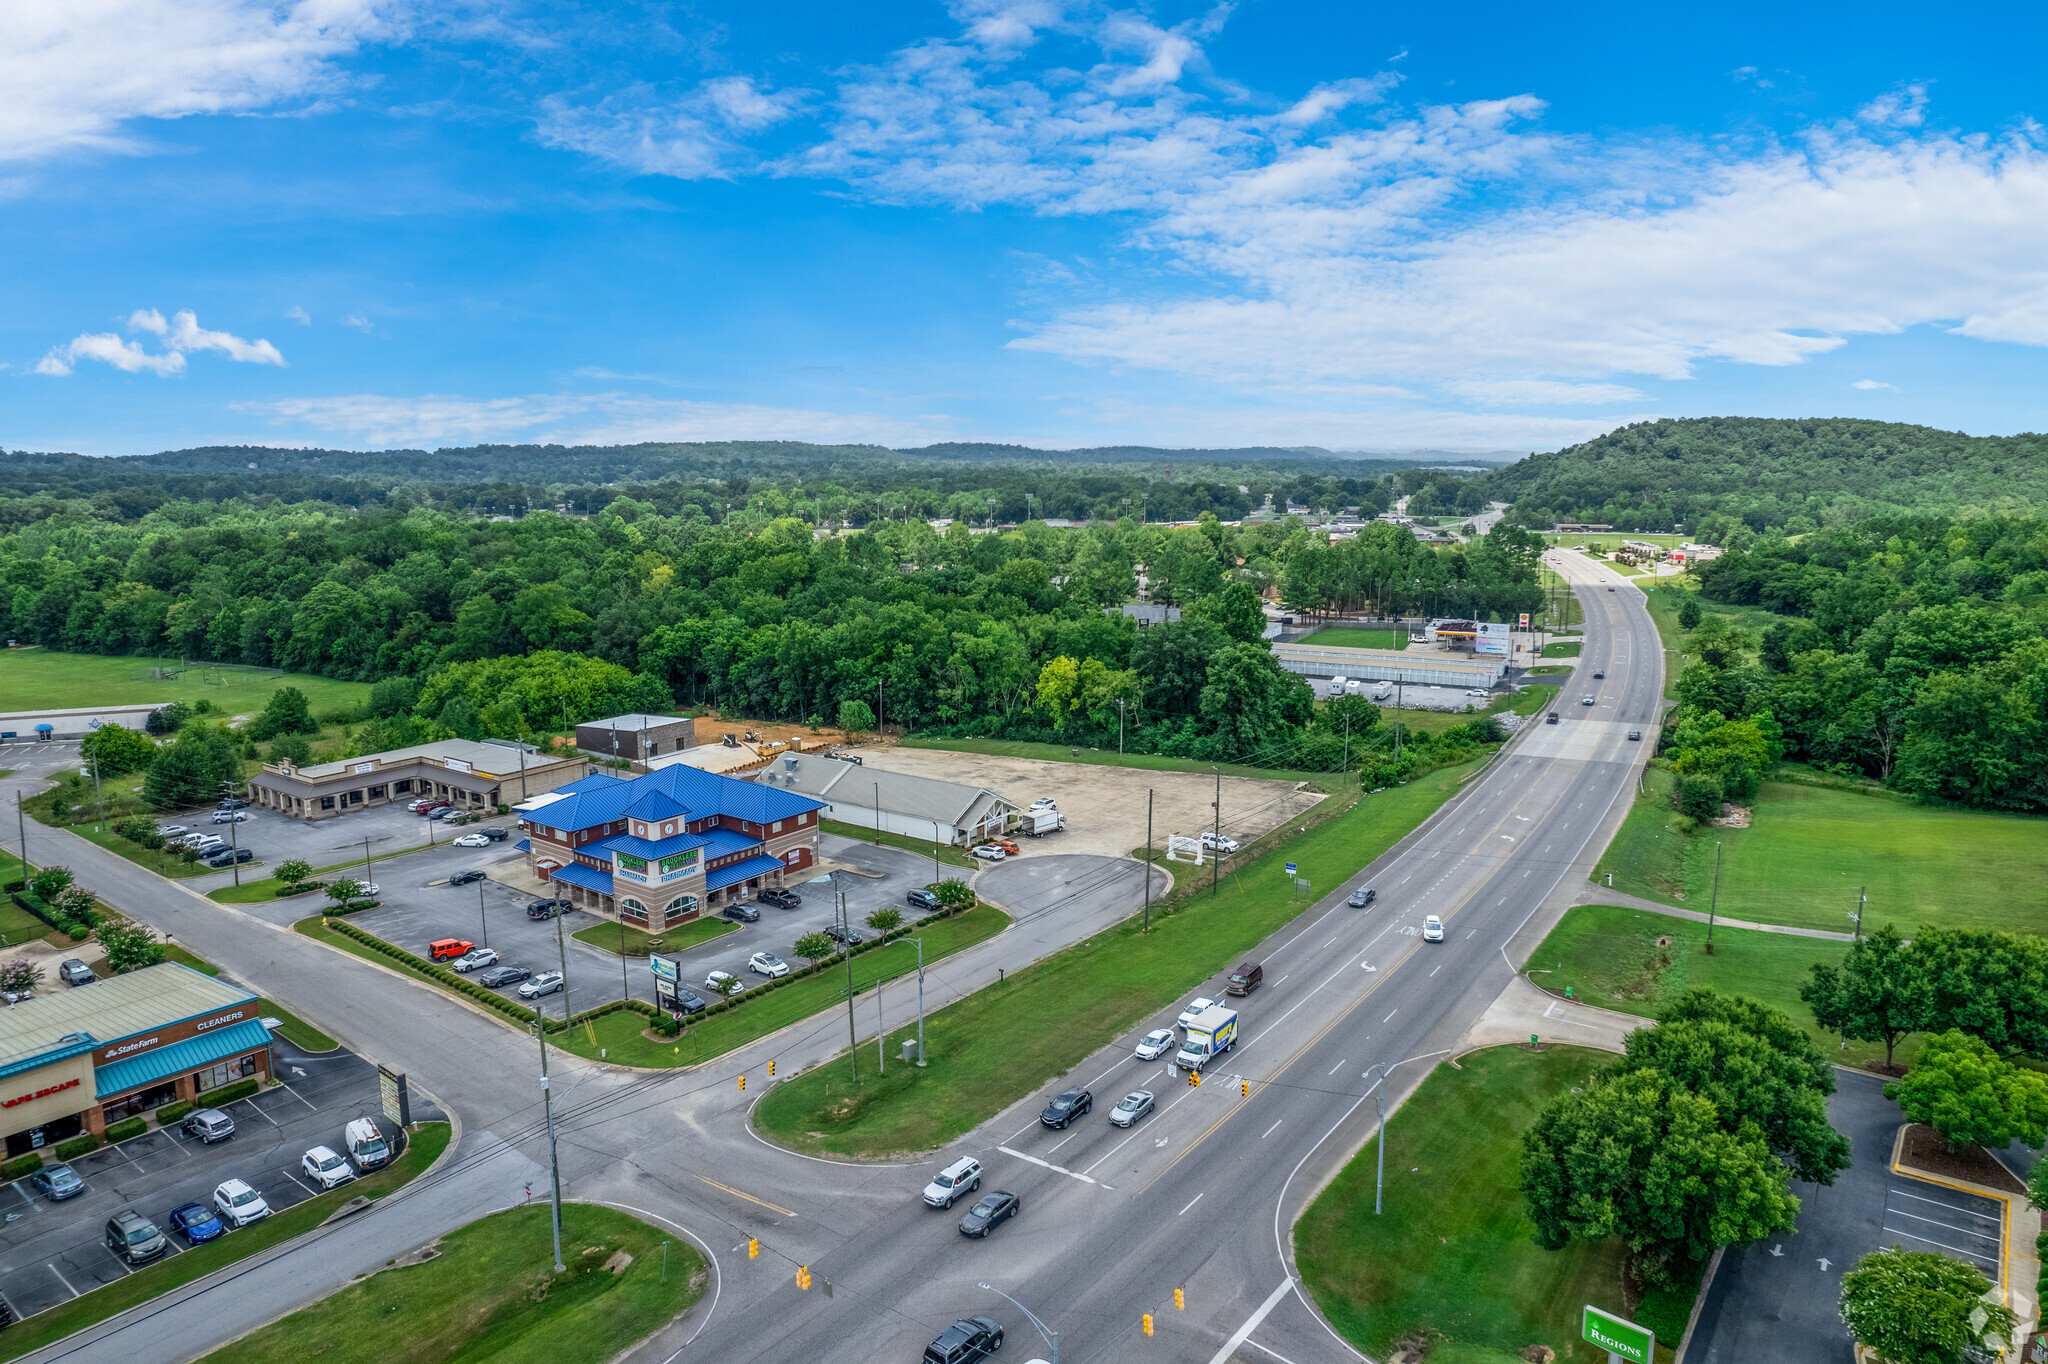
[1275,975,1288,985]
[1429,964,1441,977]
[46,1263,80,1299]
[1208,1279,1294,1364]
[1243,1337,1305,1364]
[1322,934,1341,948]
[274,1079,320,1112]
[695,1176,796,1217]
[1383,1009,1398,1022]
[998,1145,1097,1185]
[1047,1131,1080,1155]
[1178,1193,1203,1216]
[1080,1119,1152,1175]
[281,1166,321,1196]
[1327,1059,1346,1075]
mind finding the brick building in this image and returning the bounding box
[247,739,585,821]
[574,713,695,763]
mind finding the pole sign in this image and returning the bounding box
[1581,1306,1653,1364]
[650,953,680,1012]
[378,1065,411,1128]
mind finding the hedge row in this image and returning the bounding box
[11,890,92,942]
[1,1153,42,1181]
[104,1116,146,1143]
[678,899,977,1024]
[155,1100,195,1126]
[206,1078,261,1106]
[322,918,549,1029]
[55,1134,101,1161]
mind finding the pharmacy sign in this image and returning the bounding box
[1581,1306,1654,1363]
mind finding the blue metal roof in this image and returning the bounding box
[514,838,531,851]
[530,763,823,837]
[698,828,762,860]
[598,828,711,861]
[705,853,788,892]
[547,862,614,896]
[94,1019,273,1101]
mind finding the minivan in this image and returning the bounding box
[1225,961,1263,996]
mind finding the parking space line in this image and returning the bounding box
[46,1263,80,1300]
[281,1167,322,1197]
[1885,1206,2000,1241]
[9,1181,35,1211]
[1880,1223,1997,1265]
[98,1245,135,1277]
[234,1097,282,1129]
[1890,1187,2001,1220]
[273,1080,320,1112]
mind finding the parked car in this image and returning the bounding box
[479,965,531,989]
[1199,831,1240,854]
[1627,729,1643,741]
[204,847,254,868]
[168,1201,224,1244]
[432,805,466,821]
[1178,996,1218,1029]
[757,887,801,909]
[57,959,94,987]
[516,971,564,1000]
[823,924,865,948]
[1133,1028,1177,1060]
[970,844,1006,861]
[1109,1089,1156,1128]
[346,1117,393,1171]
[1466,688,1490,698]
[354,882,381,897]
[447,868,487,886]
[906,888,942,912]
[527,898,570,920]
[923,1317,1004,1364]
[1422,914,1444,942]
[747,952,789,978]
[480,826,509,841]
[190,836,227,854]
[1348,886,1377,907]
[184,1108,236,1143]
[671,987,707,1015]
[720,902,761,923]
[922,1157,983,1209]
[452,833,492,848]
[1027,797,1057,813]
[301,1146,353,1189]
[407,799,443,813]
[211,809,252,824]
[957,1190,1020,1238]
[428,937,474,960]
[1039,1088,1092,1129]
[704,969,740,993]
[988,837,1021,856]
[213,1178,271,1227]
[216,798,247,811]
[105,1210,168,1264]
[451,947,499,972]
[157,824,190,838]
[29,1164,83,1200]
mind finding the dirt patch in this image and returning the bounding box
[1898,1124,2026,1194]
[1520,1347,1556,1364]
[1707,803,1752,828]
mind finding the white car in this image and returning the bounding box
[517,970,564,999]
[1465,688,1490,698]
[451,947,498,972]
[1133,1028,1177,1060]
[705,969,739,993]
[157,824,190,838]
[213,1178,270,1227]
[301,1146,353,1189]
[922,1157,982,1209]
[1422,915,1444,942]
[1198,832,1239,854]
[1178,997,1218,1029]
[971,844,1007,861]
[356,882,380,897]
[748,952,789,978]
[211,810,252,824]
[1109,1090,1156,1128]
[1028,798,1057,813]
[452,832,492,848]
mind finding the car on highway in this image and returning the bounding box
[302,1146,354,1189]
[452,832,493,848]
[479,965,531,989]
[168,1201,224,1244]
[451,947,499,972]
[957,1190,1020,1238]
[57,959,94,987]
[1581,694,1595,706]
[757,887,801,909]
[1199,831,1240,854]
[184,1108,235,1143]
[105,1210,168,1264]
[922,1157,982,1209]
[970,844,1007,861]
[823,923,865,948]
[214,1178,271,1227]
[1593,669,1605,679]
[906,888,942,912]
[1422,914,1444,942]
[1628,729,1642,741]
[29,1164,83,1200]
[1109,1090,1155,1128]
[211,809,252,824]
[1039,1088,1092,1129]
[1546,712,1560,724]
[527,898,570,920]
[517,971,564,1000]
[1133,1028,1177,1060]
[748,952,789,978]
[1348,886,1377,907]
[1607,586,1616,592]
[923,1316,1004,1364]
[720,903,761,923]
[1178,996,1218,1029]
[447,868,487,885]
[705,969,739,993]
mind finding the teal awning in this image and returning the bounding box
[94,1018,273,1101]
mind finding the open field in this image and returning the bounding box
[1298,1045,1698,1363]
[755,758,1486,1157]
[198,1204,702,1364]
[1522,904,1897,1069]
[1597,776,2048,935]
[0,649,369,719]
[1299,626,1409,650]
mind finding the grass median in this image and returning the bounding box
[571,916,734,957]
[755,757,1485,1158]
[0,1123,450,1363]
[208,855,387,904]
[819,818,980,869]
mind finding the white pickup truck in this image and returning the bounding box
[1175,1005,1239,1071]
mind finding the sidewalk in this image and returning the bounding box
[1458,972,1641,1056]
[1574,888,1856,943]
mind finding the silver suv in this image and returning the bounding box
[183,1108,236,1144]
[105,1210,167,1264]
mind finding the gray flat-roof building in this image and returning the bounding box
[752,753,1019,845]
[576,714,694,762]
[248,739,586,820]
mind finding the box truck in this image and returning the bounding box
[1175,1005,1239,1071]
[1023,809,1065,836]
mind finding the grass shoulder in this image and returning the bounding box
[0,1123,449,1363]
[207,855,381,904]
[0,649,369,717]
[754,758,1484,1157]
[571,916,734,958]
[52,823,219,879]
[819,818,979,869]
[1296,1045,1693,1363]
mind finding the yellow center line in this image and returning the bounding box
[697,1174,797,1217]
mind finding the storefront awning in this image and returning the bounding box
[706,853,787,892]
[547,862,614,896]
[94,1018,273,1101]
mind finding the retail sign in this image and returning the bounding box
[1518,612,1531,629]
[443,757,474,774]
[354,762,373,775]
[649,953,680,983]
[2,1076,79,1109]
[1581,1306,1653,1364]
[379,1065,411,1128]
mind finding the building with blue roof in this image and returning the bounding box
[514,760,827,928]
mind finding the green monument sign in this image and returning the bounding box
[1582,1305,1655,1364]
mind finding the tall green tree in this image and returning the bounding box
[1885,1030,2048,1151]
[1801,924,1929,1068]
[251,686,316,740]
[1838,1248,2015,1364]
[143,724,241,811]
[80,725,158,777]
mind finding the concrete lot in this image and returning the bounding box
[0,1033,440,1325]
[176,800,503,892]
[858,747,1325,859]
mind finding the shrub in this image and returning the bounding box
[274,859,314,890]
[155,1101,194,1126]
[652,1012,683,1038]
[66,926,90,943]
[98,918,166,972]
[0,957,44,993]
[104,1116,146,1144]
[1,1154,43,1182]
[205,1079,260,1106]
[54,1134,101,1161]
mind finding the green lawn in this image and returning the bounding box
[1298,1045,1693,1364]
[571,916,735,957]
[1521,904,1897,1069]
[1300,626,1409,650]
[0,893,50,949]
[1540,640,1581,658]
[1597,777,2048,935]
[0,649,369,718]
[197,1203,700,1364]
[0,1124,449,1362]
[1593,767,1689,903]
[754,759,1485,1157]
[819,818,980,869]
[52,822,221,879]
[553,903,1010,1068]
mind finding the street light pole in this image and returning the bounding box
[1210,768,1220,898]
[894,937,926,1065]
[978,1283,1057,1364]
[1143,789,1154,932]
[836,872,858,1085]
[1361,1062,1390,1215]
[478,876,489,949]
[532,1017,565,1271]
[930,820,942,886]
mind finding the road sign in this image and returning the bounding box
[649,953,679,982]
[378,1065,410,1128]
[1581,1305,1654,1364]
[1285,862,1297,876]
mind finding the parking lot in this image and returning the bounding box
[0,1033,439,1324]
[177,799,495,892]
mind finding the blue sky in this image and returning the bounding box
[8,0,2048,457]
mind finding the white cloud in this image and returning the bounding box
[536,76,801,179]
[0,0,403,163]
[286,305,312,325]
[342,313,376,333]
[35,308,284,376]
[235,391,957,447]
[165,309,286,364]
[34,333,184,378]
[1446,380,1646,406]
[1853,378,1896,390]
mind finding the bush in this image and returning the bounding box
[104,1116,146,1143]
[652,1012,683,1038]
[205,1079,261,1106]
[54,1134,101,1161]
[1,1153,43,1182]
[155,1101,194,1126]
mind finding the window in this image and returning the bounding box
[368,785,386,798]
[619,897,649,922]
[395,779,412,793]
[320,797,335,810]
[194,1054,258,1092]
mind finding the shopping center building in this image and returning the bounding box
[0,964,273,1157]
[247,738,586,822]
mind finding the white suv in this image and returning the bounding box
[922,1157,982,1209]
[213,1179,271,1227]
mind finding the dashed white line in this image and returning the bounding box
[1261,1120,1283,1139]
[1179,1193,1204,1216]
[1383,1009,1398,1022]
[1327,1058,1347,1075]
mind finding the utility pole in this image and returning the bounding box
[1362,1063,1389,1214]
[478,876,490,948]
[1143,789,1154,932]
[876,678,884,735]
[930,821,941,886]
[1706,840,1722,952]
[1394,680,1404,763]
[1851,887,1865,943]
[1211,769,1220,898]
[836,872,859,1085]
[553,901,573,1025]
[896,937,926,1065]
[362,835,374,898]
[222,778,243,887]
[87,746,105,834]
[532,1017,565,1271]
[1118,698,1125,756]
[876,973,886,1075]
[14,792,25,883]
[873,781,881,847]
[619,908,630,1004]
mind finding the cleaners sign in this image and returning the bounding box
[1581,1306,1654,1363]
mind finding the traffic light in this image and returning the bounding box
[748,1238,759,1259]
[797,1266,812,1290]
[769,1060,776,1077]
[1240,1079,1249,1097]
[1142,1314,1153,1336]
[739,1074,746,1091]
[1188,1071,1201,1088]
[1175,1287,1185,1311]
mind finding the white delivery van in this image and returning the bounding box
[1024,809,1064,836]
[345,1117,392,1172]
[1175,1005,1239,1071]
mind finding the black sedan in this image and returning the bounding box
[1348,886,1376,907]
[448,869,487,886]
[720,903,761,923]
[906,888,941,912]
[526,899,570,920]
[1040,1088,1092,1129]
[479,965,531,989]
[957,1190,1019,1238]
[824,923,865,947]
